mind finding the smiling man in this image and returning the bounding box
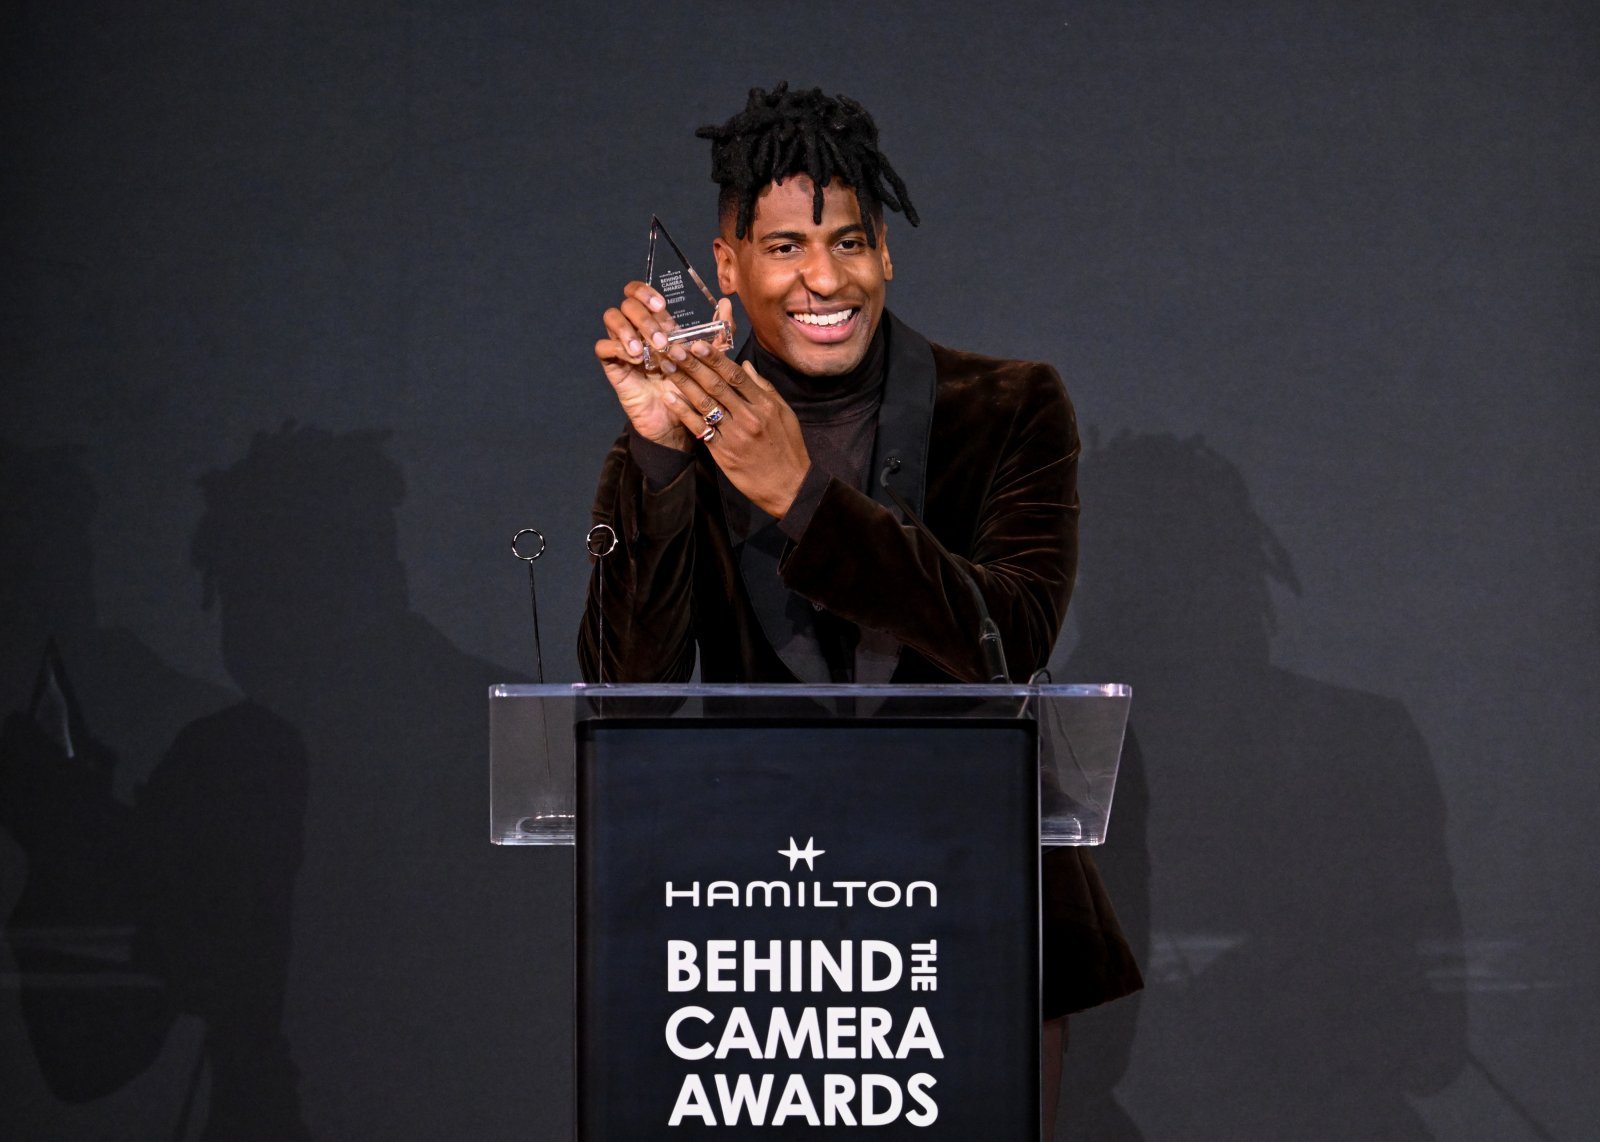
[579,83,1141,1130]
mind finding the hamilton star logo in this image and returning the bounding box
[778,836,825,871]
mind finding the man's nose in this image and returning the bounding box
[798,248,842,295]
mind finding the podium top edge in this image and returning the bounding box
[489,682,1131,699]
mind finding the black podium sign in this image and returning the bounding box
[577,717,1039,1139]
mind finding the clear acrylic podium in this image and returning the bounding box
[490,684,1129,1140]
[490,683,1131,848]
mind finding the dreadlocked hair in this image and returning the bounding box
[695,83,919,248]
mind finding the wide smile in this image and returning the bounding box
[787,307,861,344]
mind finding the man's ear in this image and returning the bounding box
[713,236,739,297]
[878,223,893,281]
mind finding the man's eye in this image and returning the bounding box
[836,239,865,252]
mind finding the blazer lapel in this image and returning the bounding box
[857,312,936,683]
[870,312,937,519]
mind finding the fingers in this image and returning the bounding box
[594,336,629,367]
[679,340,755,405]
[626,280,699,351]
[666,372,725,422]
[672,346,787,429]
[598,282,738,384]
[624,280,671,325]
[598,312,645,367]
[661,380,722,442]
[739,360,778,393]
[602,282,676,361]
[622,298,677,357]
[596,324,679,376]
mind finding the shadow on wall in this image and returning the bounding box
[187,423,543,1140]
[0,442,237,796]
[1,427,552,1140]
[0,439,306,1141]
[1057,431,1466,1141]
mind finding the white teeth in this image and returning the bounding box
[792,309,856,327]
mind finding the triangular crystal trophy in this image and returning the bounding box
[645,216,732,358]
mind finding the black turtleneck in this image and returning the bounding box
[752,320,887,543]
[750,320,887,417]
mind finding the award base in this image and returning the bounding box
[664,320,731,347]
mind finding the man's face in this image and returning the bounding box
[713,175,893,377]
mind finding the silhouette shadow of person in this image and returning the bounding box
[0,439,245,1135]
[1059,431,1465,1140]
[0,440,235,796]
[132,693,311,1139]
[185,422,542,1138]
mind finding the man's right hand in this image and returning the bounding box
[596,282,735,452]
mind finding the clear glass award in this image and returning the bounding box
[645,216,732,358]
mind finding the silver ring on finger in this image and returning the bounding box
[703,406,725,427]
[698,426,718,443]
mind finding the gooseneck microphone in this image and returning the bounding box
[878,459,1010,683]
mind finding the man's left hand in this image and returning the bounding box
[658,340,810,520]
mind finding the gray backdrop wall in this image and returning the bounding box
[2,1,1595,1139]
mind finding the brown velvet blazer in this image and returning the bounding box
[578,313,1142,1015]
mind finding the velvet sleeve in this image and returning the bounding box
[575,431,698,683]
[778,364,1078,681]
